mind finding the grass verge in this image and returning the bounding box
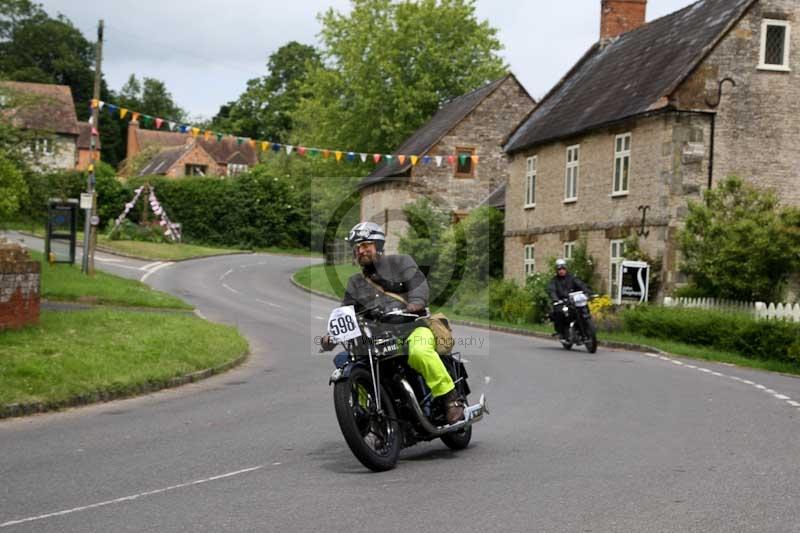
[292,263,800,376]
[0,310,247,406]
[29,249,191,309]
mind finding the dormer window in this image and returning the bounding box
[759,19,791,71]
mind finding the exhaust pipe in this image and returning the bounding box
[397,378,487,437]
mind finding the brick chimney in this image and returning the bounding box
[600,0,647,42]
[126,120,140,159]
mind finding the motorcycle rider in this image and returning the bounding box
[321,221,464,424]
[547,258,590,340]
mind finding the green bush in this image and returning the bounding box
[622,305,800,364]
[108,220,168,243]
[524,271,552,323]
[488,279,535,324]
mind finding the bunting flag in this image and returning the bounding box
[95,99,483,171]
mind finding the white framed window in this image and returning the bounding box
[227,163,248,176]
[564,145,579,202]
[563,241,576,260]
[610,239,626,299]
[32,138,54,156]
[759,19,791,71]
[524,244,536,277]
[613,133,631,195]
[525,156,537,208]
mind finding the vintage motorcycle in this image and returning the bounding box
[326,305,487,472]
[554,291,598,353]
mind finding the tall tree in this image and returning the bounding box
[212,41,321,142]
[118,74,186,121]
[292,0,507,154]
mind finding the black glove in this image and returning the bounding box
[406,302,425,314]
[320,335,337,352]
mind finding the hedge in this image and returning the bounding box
[622,305,800,364]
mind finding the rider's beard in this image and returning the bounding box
[358,252,376,268]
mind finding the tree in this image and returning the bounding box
[0,150,27,222]
[212,41,321,142]
[679,176,800,301]
[292,0,507,154]
[118,74,186,121]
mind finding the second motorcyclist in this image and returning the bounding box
[547,258,590,340]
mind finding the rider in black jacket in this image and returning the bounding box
[547,259,590,338]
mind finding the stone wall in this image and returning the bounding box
[504,112,711,295]
[672,0,800,206]
[0,241,40,330]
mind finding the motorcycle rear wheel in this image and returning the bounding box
[333,367,401,472]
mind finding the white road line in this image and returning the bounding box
[256,299,283,308]
[222,283,240,294]
[140,262,173,282]
[788,401,800,407]
[219,269,233,281]
[314,316,325,320]
[0,465,265,528]
[95,257,124,263]
[140,261,163,271]
[774,394,790,400]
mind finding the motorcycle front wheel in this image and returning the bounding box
[333,366,401,472]
[584,320,598,354]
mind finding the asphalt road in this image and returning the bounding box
[2,241,800,532]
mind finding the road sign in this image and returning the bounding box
[80,193,93,209]
[90,215,100,226]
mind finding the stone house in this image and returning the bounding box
[360,74,536,253]
[127,121,258,177]
[0,81,82,171]
[502,0,799,299]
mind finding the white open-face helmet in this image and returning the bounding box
[347,221,386,253]
[555,258,568,270]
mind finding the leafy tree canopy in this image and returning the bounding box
[679,176,800,302]
[212,41,321,142]
[118,74,187,122]
[292,0,507,154]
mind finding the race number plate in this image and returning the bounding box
[327,306,362,342]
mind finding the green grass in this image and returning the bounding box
[0,310,247,406]
[292,263,800,376]
[28,249,191,309]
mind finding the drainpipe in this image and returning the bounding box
[704,78,736,193]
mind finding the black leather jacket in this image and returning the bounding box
[547,273,589,302]
[341,254,428,321]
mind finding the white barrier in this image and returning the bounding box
[663,297,800,322]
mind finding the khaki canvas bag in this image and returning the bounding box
[363,275,455,356]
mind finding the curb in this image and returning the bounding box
[0,351,249,420]
[289,274,666,355]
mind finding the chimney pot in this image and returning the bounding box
[601,0,647,42]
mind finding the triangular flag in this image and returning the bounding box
[87,115,94,126]
[285,145,293,155]
[248,139,256,148]
[120,108,128,119]
[386,155,393,161]
[132,112,140,122]
[98,101,105,110]
[237,137,244,145]
[373,154,381,163]
[322,149,330,159]
[410,155,418,166]
[168,121,176,131]
[435,156,442,167]
[261,141,269,152]
[91,127,99,136]
[298,146,307,156]
[335,151,342,161]
[91,99,99,109]
[458,154,467,166]
[471,155,479,165]
[142,115,152,127]
[179,125,188,133]
[398,155,406,165]
[422,155,431,165]
[309,148,319,157]
[204,130,211,141]
[155,118,163,129]
[346,152,355,162]
[106,103,117,114]
[216,133,224,142]
[271,143,281,152]
[191,127,200,138]
[360,153,367,163]
[447,155,455,165]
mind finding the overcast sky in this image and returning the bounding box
[37,0,694,120]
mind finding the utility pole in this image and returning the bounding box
[82,19,103,274]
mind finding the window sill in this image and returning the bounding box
[563,198,577,204]
[524,204,536,210]
[757,64,791,72]
[610,191,629,198]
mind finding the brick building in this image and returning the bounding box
[503,0,799,299]
[360,74,535,253]
[127,121,258,177]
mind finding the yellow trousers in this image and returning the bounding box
[405,326,454,398]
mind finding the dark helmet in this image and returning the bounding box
[347,221,386,253]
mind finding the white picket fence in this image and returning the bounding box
[663,297,800,323]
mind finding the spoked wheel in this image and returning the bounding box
[333,367,400,472]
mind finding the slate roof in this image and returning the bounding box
[0,81,79,136]
[77,121,101,150]
[363,74,520,186]
[138,145,192,176]
[479,183,506,210]
[504,0,756,153]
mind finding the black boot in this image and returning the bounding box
[442,389,464,424]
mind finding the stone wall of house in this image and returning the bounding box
[504,112,711,296]
[28,134,77,172]
[411,76,536,213]
[166,145,218,177]
[672,0,800,205]
[0,241,40,330]
[361,76,535,253]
